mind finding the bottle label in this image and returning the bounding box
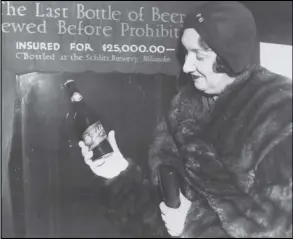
[82,121,107,150]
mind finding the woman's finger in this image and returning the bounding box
[81,146,92,158]
[84,157,92,166]
[91,158,106,167]
[78,141,85,148]
[108,131,121,154]
[159,202,168,216]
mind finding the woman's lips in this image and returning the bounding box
[191,75,201,80]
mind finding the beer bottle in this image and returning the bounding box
[64,79,113,160]
[158,165,181,208]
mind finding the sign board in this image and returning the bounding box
[2,1,201,75]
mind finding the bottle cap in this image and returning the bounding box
[64,79,80,99]
[64,79,75,86]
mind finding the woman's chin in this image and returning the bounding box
[194,84,217,95]
[193,82,207,92]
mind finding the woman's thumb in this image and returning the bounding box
[179,190,192,207]
[179,190,187,202]
[108,130,120,153]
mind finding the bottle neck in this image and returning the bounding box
[65,80,83,103]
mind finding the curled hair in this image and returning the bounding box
[198,37,240,77]
[213,56,239,77]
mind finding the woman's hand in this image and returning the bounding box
[160,190,192,237]
[78,130,129,179]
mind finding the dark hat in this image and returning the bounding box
[183,1,259,74]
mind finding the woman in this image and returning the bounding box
[79,1,292,237]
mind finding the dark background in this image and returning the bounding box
[5,71,178,237]
[241,1,292,45]
[2,1,292,238]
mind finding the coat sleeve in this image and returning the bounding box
[182,196,229,238]
[148,117,182,185]
[100,158,170,237]
[179,73,292,237]
[148,85,215,186]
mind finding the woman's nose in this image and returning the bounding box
[183,56,195,73]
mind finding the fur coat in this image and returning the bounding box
[102,66,292,238]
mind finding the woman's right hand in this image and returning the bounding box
[78,130,129,179]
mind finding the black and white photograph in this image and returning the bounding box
[1,1,292,238]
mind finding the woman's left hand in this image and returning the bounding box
[159,190,192,237]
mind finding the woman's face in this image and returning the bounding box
[181,28,234,95]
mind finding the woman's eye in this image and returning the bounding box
[184,51,206,61]
[196,51,208,61]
